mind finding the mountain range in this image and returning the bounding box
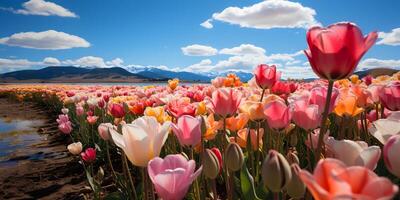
[0,66,397,83]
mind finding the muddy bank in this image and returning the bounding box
[0,98,87,200]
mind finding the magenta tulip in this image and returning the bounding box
[305,22,377,80]
[263,100,291,130]
[148,154,203,200]
[81,148,96,163]
[171,115,202,147]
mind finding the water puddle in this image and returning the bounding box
[0,118,48,166]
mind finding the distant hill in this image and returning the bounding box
[0,66,148,83]
[355,68,398,78]
[136,68,211,82]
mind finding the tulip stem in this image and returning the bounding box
[191,149,201,200]
[211,179,218,200]
[122,152,137,200]
[141,167,148,200]
[105,142,118,184]
[314,80,334,165]
[260,88,266,102]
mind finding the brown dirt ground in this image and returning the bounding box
[0,98,88,200]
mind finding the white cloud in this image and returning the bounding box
[43,57,60,65]
[0,30,90,50]
[359,58,400,70]
[210,0,319,29]
[219,44,265,55]
[200,19,213,29]
[181,44,218,56]
[4,0,77,18]
[278,65,317,79]
[265,50,303,62]
[184,59,213,72]
[106,58,124,67]
[377,28,400,46]
[0,58,44,73]
[63,56,106,67]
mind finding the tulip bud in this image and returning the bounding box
[202,149,220,179]
[81,148,96,163]
[61,108,69,114]
[261,150,292,192]
[224,143,244,172]
[67,142,82,155]
[286,164,306,199]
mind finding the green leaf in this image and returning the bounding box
[240,162,261,200]
[85,170,96,192]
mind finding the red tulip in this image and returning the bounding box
[254,64,281,89]
[81,148,96,163]
[304,22,377,80]
[379,81,400,111]
[109,103,126,118]
[362,75,373,86]
[211,147,223,173]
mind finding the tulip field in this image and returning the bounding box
[1,22,400,200]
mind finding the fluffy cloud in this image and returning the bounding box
[219,44,265,55]
[4,0,77,17]
[208,0,319,29]
[62,56,106,67]
[200,19,213,29]
[181,44,218,56]
[359,58,400,70]
[43,57,60,65]
[184,59,213,72]
[377,28,400,46]
[0,30,90,50]
[106,58,124,67]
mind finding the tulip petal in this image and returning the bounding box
[361,177,399,200]
[355,146,381,170]
[109,128,126,149]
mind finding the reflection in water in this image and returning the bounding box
[0,118,45,164]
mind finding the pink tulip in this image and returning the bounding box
[326,138,381,170]
[263,100,291,130]
[87,116,98,125]
[292,99,320,130]
[309,86,339,115]
[254,64,281,89]
[98,123,114,140]
[58,121,72,134]
[171,115,202,147]
[148,154,203,200]
[76,105,84,116]
[380,81,400,111]
[299,158,398,199]
[209,88,242,117]
[166,98,196,118]
[383,135,400,178]
[56,114,69,124]
[109,103,126,118]
[81,148,96,163]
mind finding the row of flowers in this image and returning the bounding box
[1,22,400,200]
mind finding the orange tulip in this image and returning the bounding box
[203,114,222,140]
[334,94,363,117]
[230,128,263,150]
[225,113,249,132]
[168,78,179,90]
[239,100,266,121]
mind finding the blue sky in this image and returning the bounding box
[0,0,399,78]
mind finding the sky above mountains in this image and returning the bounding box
[0,0,399,79]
